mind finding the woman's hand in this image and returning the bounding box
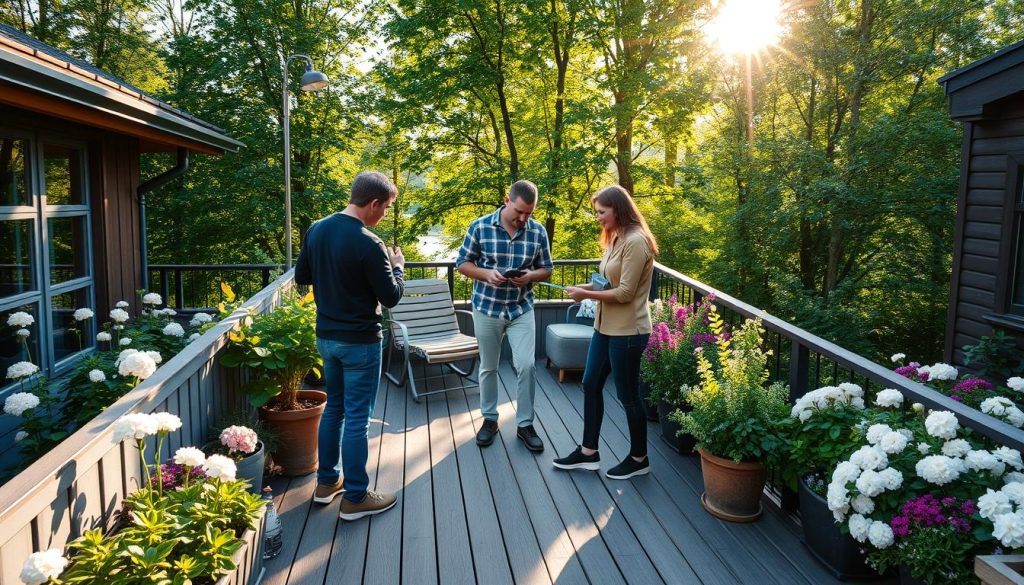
[565,286,589,302]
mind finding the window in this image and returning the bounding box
[0,131,94,384]
[1010,166,1024,316]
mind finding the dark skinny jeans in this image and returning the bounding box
[581,331,651,458]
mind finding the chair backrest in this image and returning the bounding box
[388,279,461,339]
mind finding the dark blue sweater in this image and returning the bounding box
[294,213,404,343]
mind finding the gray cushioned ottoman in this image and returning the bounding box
[545,323,593,382]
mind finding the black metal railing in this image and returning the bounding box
[147,264,281,312]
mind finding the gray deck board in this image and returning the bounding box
[265,359,853,585]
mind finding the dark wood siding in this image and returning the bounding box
[946,100,1024,366]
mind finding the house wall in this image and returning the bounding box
[945,99,1024,366]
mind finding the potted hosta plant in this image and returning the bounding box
[204,425,265,494]
[674,308,789,522]
[779,383,876,579]
[641,296,721,454]
[220,291,325,475]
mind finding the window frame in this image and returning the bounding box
[988,151,1024,330]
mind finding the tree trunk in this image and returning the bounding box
[664,136,677,187]
[614,91,634,194]
[496,78,518,181]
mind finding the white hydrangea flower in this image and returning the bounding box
[1002,482,1024,505]
[827,481,850,512]
[6,361,39,380]
[19,548,68,585]
[145,351,163,365]
[995,447,1024,471]
[878,467,904,490]
[925,411,959,440]
[979,488,1014,519]
[117,352,157,380]
[1009,377,1024,393]
[848,514,870,542]
[866,424,893,445]
[152,412,182,433]
[188,333,200,342]
[924,362,958,381]
[6,311,34,328]
[855,469,888,497]
[917,442,930,455]
[151,309,165,317]
[72,308,93,321]
[164,308,177,316]
[912,402,925,413]
[874,389,903,408]
[890,353,906,363]
[119,337,132,346]
[879,432,909,454]
[1007,407,1024,428]
[850,397,866,409]
[14,430,27,442]
[162,323,185,337]
[117,348,138,362]
[142,292,162,306]
[965,450,1004,475]
[941,439,972,458]
[202,454,237,481]
[88,369,106,383]
[851,494,875,515]
[867,521,895,548]
[110,413,158,442]
[838,382,864,398]
[116,300,129,308]
[993,511,1024,548]
[4,392,40,416]
[109,308,130,323]
[982,397,1014,417]
[96,331,111,342]
[850,445,888,471]
[898,429,913,440]
[1006,472,1024,484]
[16,328,29,338]
[190,312,213,327]
[173,446,206,467]
[916,455,965,485]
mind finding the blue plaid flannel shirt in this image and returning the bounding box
[455,206,554,319]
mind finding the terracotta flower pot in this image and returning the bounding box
[697,448,766,522]
[259,390,326,476]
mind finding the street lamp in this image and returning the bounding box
[282,54,329,270]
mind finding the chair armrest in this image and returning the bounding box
[454,309,475,336]
[565,303,581,323]
[388,319,411,347]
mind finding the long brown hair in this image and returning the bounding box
[591,185,659,255]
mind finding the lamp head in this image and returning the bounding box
[300,67,329,91]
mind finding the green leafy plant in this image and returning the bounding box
[673,307,789,463]
[641,296,722,406]
[963,331,1024,382]
[220,291,322,409]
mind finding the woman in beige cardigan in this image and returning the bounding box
[553,185,658,479]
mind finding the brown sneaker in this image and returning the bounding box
[339,490,398,521]
[313,480,345,504]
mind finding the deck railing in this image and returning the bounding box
[148,264,282,312]
[0,270,296,583]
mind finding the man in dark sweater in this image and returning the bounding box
[295,170,405,521]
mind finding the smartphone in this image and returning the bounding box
[503,269,526,279]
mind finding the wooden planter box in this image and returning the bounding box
[216,511,266,585]
[977,555,1024,585]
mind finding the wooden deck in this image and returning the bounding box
[262,359,862,585]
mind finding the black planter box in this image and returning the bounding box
[657,400,696,455]
[799,478,881,581]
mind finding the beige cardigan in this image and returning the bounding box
[594,228,654,336]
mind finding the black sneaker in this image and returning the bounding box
[476,419,499,447]
[517,425,545,452]
[606,456,650,479]
[552,446,600,471]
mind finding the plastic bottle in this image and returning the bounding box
[262,487,283,559]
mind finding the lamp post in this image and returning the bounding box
[282,54,329,270]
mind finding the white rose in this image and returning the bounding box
[982,396,1014,417]
[88,369,106,383]
[152,412,182,433]
[866,424,893,445]
[119,337,132,346]
[142,292,163,306]
[832,461,862,485]
[890,353,906,363]
[4,392,40,416]
[925,411,959,440]
[979,488,1014,519]
[848,514,871,542]
[941,439,972,458]
[995,447,1024,471]
[850,445,888,471]
[916,455,965,486]
[6,361,39,380]
[867,521,895,548]
[1009,377,1024,393]
[96,332,111,342]
[19,548,67,585]
[110,413,158,442]
[925,363,958,381]
[73,308,94,321]
[202,454,237,481]
[879,432,909,454]
[874,389,904,408]
[1002,482,1024,505]
[6,311,34,328]
[109,308,130,323]
[162,323,185,337]
[993,511,1024,548]
[173,446,206,467]
[117,352,157,380]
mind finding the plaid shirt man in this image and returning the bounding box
[455,206,554,319]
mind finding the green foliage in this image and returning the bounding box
[673,308,789,463]
[963,331,1024,381]
[869,524,978,585]
[777,398,865,492]
[220,291,321,409]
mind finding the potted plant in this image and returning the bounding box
[674,308,789,522]
[779,383,876,578]
[18,412,265,585]
[220,291,325,475]
[641,296,721,454]
[204,424,265,494]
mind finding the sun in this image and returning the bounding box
[705,0,784,55]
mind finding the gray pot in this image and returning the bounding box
[204,440,266,494]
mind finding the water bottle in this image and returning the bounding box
[262,487,283,559]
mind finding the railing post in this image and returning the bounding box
[262,268,271,288]
[648,267,660,302]
[788,341,810,401]
[447,268,456,300]
[160,270,170,307]
[174,268,184,310]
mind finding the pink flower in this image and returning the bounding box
[219,425,259,454]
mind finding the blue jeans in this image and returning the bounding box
[581,331,650,458]
[316,338,382,502]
